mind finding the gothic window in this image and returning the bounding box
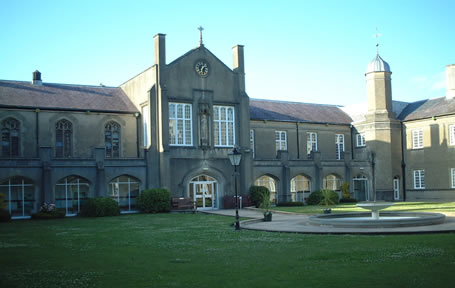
[56,119,72,158]
[290,175,311,202]
[213,106,234,147]
[169,103,192,146]
[1,118,20,157]
[0,176,34,218]
[108,175,140,212]
[55,176,90,216]
[105,121,120,158]
[254,175,277,205]
[323,174,342,191]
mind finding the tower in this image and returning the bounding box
[363,52,402,200]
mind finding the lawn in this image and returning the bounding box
[272,201,455,214]
[1,212,455,288]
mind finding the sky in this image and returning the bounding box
[1,0,454,106]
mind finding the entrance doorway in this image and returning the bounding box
[189,175,217,210]
[353,176,369,201]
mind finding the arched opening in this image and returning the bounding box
[290,174,311,202]
[55,175,90,216]
[254,175,277,205]
[189,175,217,210]
[353,175,369,201]
[323,174,342,191]
[0,176,35,218]
[108,175,140,212]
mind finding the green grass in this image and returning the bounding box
[1,213,455,288]
[273,201,455,214]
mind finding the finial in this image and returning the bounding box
[198,26,204,46]
[373,27,382,55]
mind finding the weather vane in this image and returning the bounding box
[373,27,382,54]
[198,26,204,46]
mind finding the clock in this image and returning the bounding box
[195,60,209,77]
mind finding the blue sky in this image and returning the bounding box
[1,0,454,106]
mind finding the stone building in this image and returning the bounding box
[1,33,454,218]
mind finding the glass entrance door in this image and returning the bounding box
[193,182,215,209]
[189,175,218,210]
[353,177,368,201]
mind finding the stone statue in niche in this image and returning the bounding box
[199,103,210,147]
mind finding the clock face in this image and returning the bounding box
[195,60,209,77]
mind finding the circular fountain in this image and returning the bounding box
[309,201,446,228]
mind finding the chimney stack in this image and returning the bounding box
[446,64,455,99]
[32,70,42,85]
[233,45,245,92]
[154,34,166,66]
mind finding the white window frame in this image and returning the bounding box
[450,125,455,146]
[335,134,345,160]
[55,177,90,216]
[356,133,366,147]
[275,131,287,152]
[451,168,455,189]
[169,103,193,146]
[213,106,235,147]
[250,129,255,158]
[413,170,425,189]
[412,129,423,149]
[307,132,317,156]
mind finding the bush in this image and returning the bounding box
[0,209,11,222]
[80,198,120,217]
[277,201,305,207]
[249,186,270,208]
[32,210,65,220]
[319,189,339,207]
[137,188,170,213]
[306,190,323,205]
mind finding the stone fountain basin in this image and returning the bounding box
[356,201,394,211]
[309,212,446,228]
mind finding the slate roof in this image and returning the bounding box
[0,80,138,113]
[398,96,455,121]
[250,98,353,124]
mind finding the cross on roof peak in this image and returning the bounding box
[198,26,204,46]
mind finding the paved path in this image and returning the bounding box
[201,208,455,234]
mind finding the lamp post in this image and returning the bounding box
[228,147,242,230]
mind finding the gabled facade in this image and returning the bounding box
[1,34,454,218]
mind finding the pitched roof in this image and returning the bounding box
[0,80,138,113]
[250,99,352,124]
[398,96,455,121]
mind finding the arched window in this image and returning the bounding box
[0,177,34,218]
[254,175,277,205]
[108,175,140,212]
[105,121,120,158]
[1,118,20,157]
[290,175,311,202]
[56,119,72,158]
[323,174,342,191]
[55,176,90,216]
